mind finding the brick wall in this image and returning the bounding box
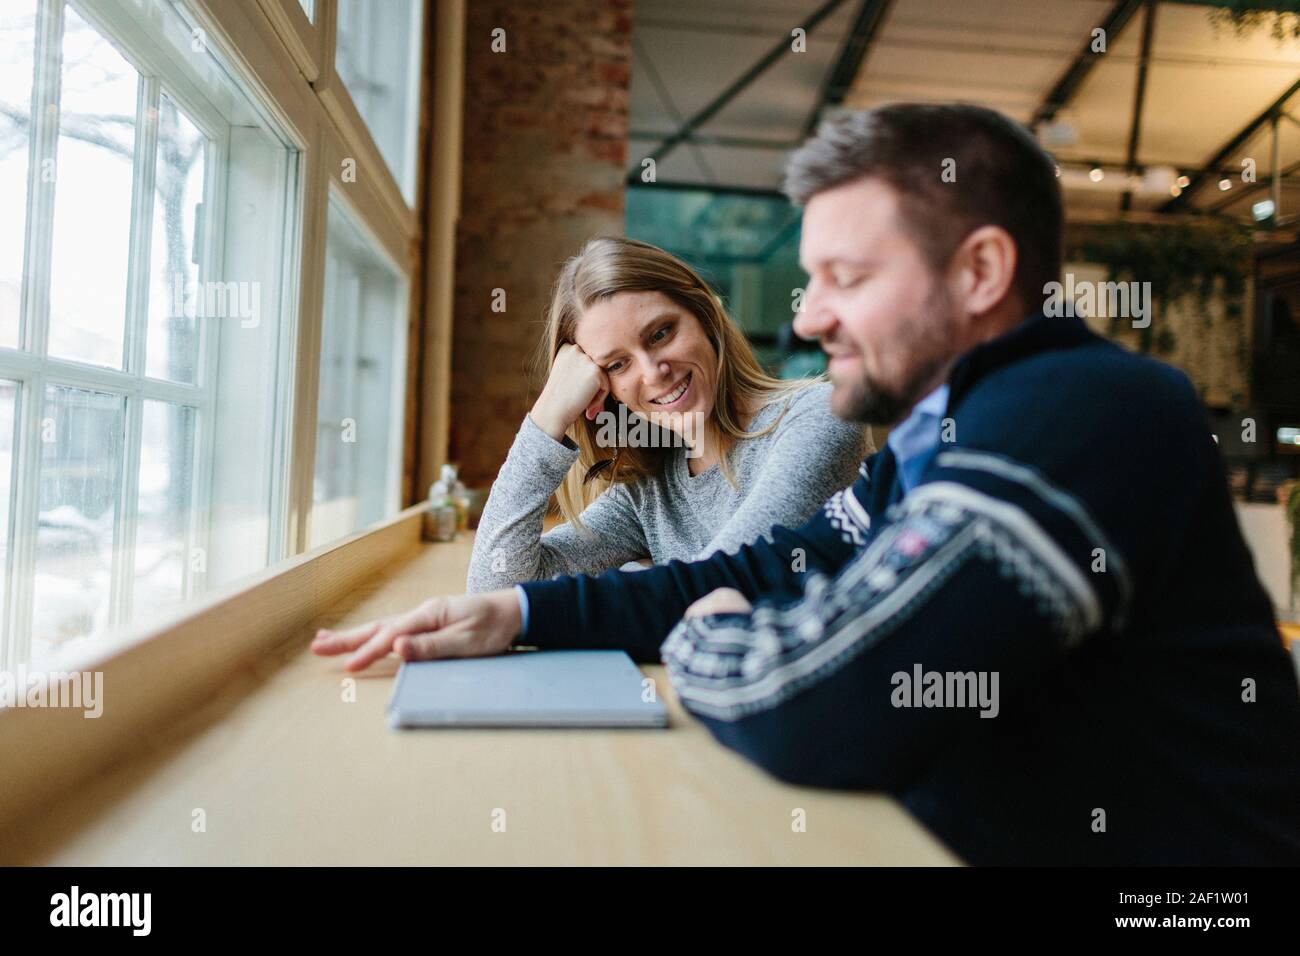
[448,0,632,487]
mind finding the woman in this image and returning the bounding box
[466,236,869,592]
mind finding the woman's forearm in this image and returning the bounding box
[466,416,580,592]
[466,416,649,590]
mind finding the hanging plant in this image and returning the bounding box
[1206,1,1300,41]
[1063,219,1252,354]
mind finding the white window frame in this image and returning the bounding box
[3,0,235,664]
[0,0,424,666]
[187,0,420,551]
[312,0,422,218]
[254,0,325,83]
[310,180,410,546]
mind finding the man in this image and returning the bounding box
[315,104,1300,865]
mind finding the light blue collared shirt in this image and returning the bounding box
[886,384,950,494]
[516,584,531,635]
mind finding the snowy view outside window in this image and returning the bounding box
[0,0,299,667]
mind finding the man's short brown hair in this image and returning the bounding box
[784,103,1062,311]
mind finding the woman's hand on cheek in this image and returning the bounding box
[584,373,610,422]
[530,343,608,441]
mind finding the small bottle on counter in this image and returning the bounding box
[444,464,471,532]
[424,467,461,542]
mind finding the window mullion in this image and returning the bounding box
[342,266,361,502]
[186,125,229,599]
[108,75,159,629]
[273,142,312,560]
[18,0,64,360]
[385,280,406,515]
[109,393,143,629]
[5,0,66,667]
[124,75,158,377]
[8,372,45,667]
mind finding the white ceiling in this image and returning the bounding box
[629,0,1300,219]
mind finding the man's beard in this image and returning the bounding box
[832,286,959,426]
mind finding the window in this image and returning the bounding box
[1,0,301,667]
[0,0,425,671]
[333,0,422,203]
[47,4,137,370]
[309,189,407,548]
[0,1,38,350]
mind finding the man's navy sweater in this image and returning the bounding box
[519,312,1300,865]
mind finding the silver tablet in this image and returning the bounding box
[387,649,669,728]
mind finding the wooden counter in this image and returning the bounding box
[0,538,959,866]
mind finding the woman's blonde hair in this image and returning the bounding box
[540,236,815,529]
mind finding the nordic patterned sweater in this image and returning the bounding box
[518,311,1300,865]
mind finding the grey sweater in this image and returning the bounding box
[466,381,870,591]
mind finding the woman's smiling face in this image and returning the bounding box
[573,290,717,437]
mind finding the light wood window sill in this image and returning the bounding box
[0,510,959,865]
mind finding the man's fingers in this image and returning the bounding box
[311,620,381,655]
[314,602,434,656]
[395,625,493,663]
[685,587,752,619]
[341,604,442,671]
[345,626,402,672]
[318,596,511,670]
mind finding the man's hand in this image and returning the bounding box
[684,587,752,619]
[311,590,522,672]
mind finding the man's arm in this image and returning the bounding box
[661,458,1132,789]
[518,459,879,661]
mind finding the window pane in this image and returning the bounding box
[147,92,205,383]
[310,194,406,547]
[47,6,138,369]
[0,381,16,640]
[135,400,194,614]
[298,0,315,23]
[0,1,37,350]
[32,385,124,663]
[0,0,303,668]
[334,0,421,201]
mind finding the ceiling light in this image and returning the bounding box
[1252,199,1276,221]
[1218,178,1232,191]
[1176,175,1190,188]
[1089,167,1104,183]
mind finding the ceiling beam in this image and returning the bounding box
[632,35,718,185]
[1121,0,1158,212]
[802,0,894,138]
[1031,0,1147,130]
[628,0,849,185]
[1161,75,1300,212]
